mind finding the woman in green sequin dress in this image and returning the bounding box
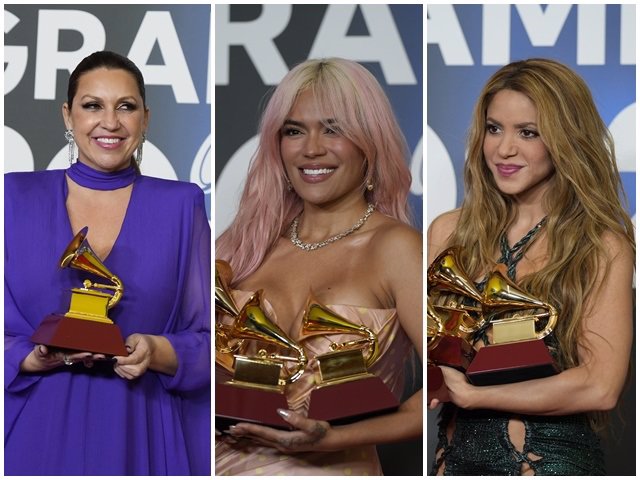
[428,58,634,475]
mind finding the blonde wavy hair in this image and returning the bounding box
[448,58,634,429]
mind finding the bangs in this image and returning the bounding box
[303,64,370,149]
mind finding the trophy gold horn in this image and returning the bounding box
[232,290,307,385]
[427,298,445,352]
[301,294,380,368]
[427,247,485,335]
[61,226,123,313]
[483,264,557,343]
[214,260,245,373]
[214,260,239,318]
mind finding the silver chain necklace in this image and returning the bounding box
[290,203,375,251]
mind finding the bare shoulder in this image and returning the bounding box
[427,209,460,262]
[368,214,422,258]
[366,215,422,291]
[600,229,634,264]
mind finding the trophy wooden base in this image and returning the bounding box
[428,335,474,370]
[466,339,559,386]
[215,382,291,432]
[307,375,399,425]
[427,364,450,403]
[31,314,128,357]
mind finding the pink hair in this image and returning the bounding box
[216,58,412,284]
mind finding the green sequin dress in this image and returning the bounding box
[429,377,605,475]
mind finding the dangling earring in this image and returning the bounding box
[285,176,293,192]
[65,129,75,165]
[135,133,146,166]
[364,157,374,191]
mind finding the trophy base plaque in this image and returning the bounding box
[31,314,128,357]
[466,339,558,386]
[427,364,450,403]
[215,382,291,432]
[428,335,474,371]
[307,375,399,425]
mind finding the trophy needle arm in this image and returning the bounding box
[84,278,124,309]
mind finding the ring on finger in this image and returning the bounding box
[63,353,73,366]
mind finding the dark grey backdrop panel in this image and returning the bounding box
[4,4,211,218]
[215,4,423,475]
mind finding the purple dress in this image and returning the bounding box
[4,169,211,475]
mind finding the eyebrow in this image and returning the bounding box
[283,119,304,127]
[486,116,538,129]
[282,118,337,127]
[79,94,139,103]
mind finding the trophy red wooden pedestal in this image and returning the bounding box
[466,339,558,386]
[31,314,128,357]
[428,364,450,403]
[215,382,291,431]
[428,335,474,370]
[427,333,474,403]
[307,375,399,425]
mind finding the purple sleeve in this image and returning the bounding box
[158,187,211,392]
[4,281,42,392]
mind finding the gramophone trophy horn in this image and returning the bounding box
[427,299,445,350]
[214,260,244,373]
[31,227,128,356]
[231,290,307,385]
[427,247,485,335]
[299,295,399,425]
[215,287,307,431]
[427,247,482,371]
[466,264,559,386]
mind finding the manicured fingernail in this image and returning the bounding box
[38,346,46,355]
[277,409,290,418]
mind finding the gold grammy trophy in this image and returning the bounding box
[427,247,485,371]
[466,264,559,385]
[300,295,399,424]
[215,261,307,430]
[31,227,128,356]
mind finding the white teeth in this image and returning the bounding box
[96,137,122,144]
[302,168,334,175]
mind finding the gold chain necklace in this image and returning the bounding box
[289,203,375,251]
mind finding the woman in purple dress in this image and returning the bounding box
[4,51,211,475]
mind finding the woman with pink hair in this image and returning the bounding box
[216,58,422,475]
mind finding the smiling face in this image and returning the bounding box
[63,68,149,172]
[483,89,555,204]
[280,89,367,208]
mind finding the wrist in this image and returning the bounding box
[461,381,481,410]
[19,353,35,373]
[317,425,350,452]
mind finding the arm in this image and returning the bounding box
[228,223,424,451]
[439,231,633,415]
[114,186,211,389]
